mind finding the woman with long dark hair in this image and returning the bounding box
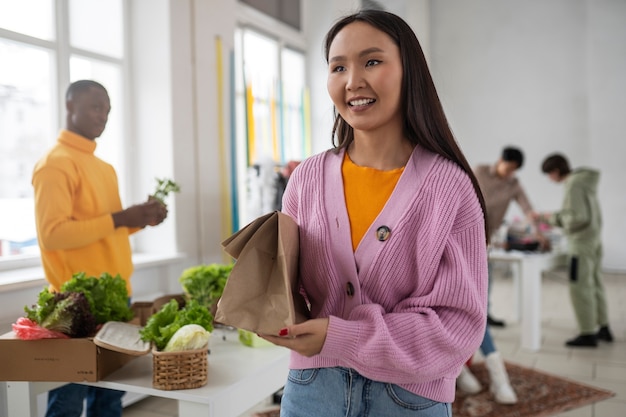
[261,9,488,416]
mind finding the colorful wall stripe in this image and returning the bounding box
[215,36,233,241]
[229,48,239,233]
[245,83,256,165]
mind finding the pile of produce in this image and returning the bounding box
[13,272,133,340]
[136,262,233,353]
[60,272,134,324]
[139,298,212,352]
[16,291,95,339]
[178,263,233,311]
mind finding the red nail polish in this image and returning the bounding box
[279,328,289,336]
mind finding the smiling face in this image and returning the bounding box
[66,85,111,140]
[326,21,404,137]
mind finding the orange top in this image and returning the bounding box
[342,153,404,251]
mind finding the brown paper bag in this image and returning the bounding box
[214,211,310,335]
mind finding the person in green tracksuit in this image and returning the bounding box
[538,153,613,347]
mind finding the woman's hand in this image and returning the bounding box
[259,318,329,357]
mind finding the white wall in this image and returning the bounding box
[129,0,178,257]
[428,0,626,271]
[130,0,239,266]
[587,0,626,272]
[305,0,361,155]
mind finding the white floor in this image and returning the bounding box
[123,265,626,417]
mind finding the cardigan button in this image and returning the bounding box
[346,282,355,297]
[376,225,391,241]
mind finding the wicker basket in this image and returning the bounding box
[152,345,208,390]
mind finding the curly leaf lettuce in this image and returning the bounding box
[179,263,233,309]
[24,287,57,324]
[61,272,133,324]
[139,299,213,351]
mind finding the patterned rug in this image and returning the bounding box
[453,361,615,417]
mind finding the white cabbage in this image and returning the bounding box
[163,324,210,352]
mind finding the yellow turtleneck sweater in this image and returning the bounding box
[32,130,138,294]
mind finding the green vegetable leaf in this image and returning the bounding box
[151,178,180,204]
[61,272,133,324]
[24,287,57,324]
[39,292,97,337]
[140,299,213,351]
[179,263,233,309]
[24,289,97,337]
[238,329,273,347]
[140,299,180,350]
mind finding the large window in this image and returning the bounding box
[0,0,126,265]
[234,27,310,228]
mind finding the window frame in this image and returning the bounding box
[233,2,309,228]
[233,25,310,225]
[0,0,131,272]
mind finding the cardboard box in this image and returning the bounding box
[0,328,141,382]
[0,294,185,383]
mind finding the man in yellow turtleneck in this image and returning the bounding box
[32,80,168,417]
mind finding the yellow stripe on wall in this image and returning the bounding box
[215,36,232,243]
[246,83,256,165]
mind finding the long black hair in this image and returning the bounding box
[323,9,488,241]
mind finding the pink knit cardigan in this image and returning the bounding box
[282,145,488,403]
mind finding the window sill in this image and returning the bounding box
[0,252,187,294]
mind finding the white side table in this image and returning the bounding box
[488,249,566,351]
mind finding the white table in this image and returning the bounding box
[488,249,566,351]
[5,329,289,417]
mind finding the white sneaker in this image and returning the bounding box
[485,352,518,404]
[491,381,518,404]
[456,365,482,394]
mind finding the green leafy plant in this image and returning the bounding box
[24,286,56,324]
[61,272,134,324]
[151,177,181,204]
[139,299,213,351]
[24,289,97,337]
[238,329,273,348]
[178,263,233,311]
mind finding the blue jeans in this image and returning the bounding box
[280,367,451,417]
[45,383,124,417]
[479,324,497,356]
